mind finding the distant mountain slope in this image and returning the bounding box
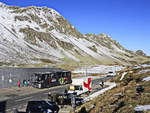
[0,2,149,67]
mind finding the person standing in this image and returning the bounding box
[17,80,21,88]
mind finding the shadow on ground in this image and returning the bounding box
[0,101,7,113]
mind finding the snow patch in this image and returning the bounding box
[133,64,150,69]
[84,82,117,102]
[68,36,103,59]
[120,72,128,80]
[141,64,150,68]
[134,105,150,111]
[142,76,150,81]
[138,69,150,74]
[62,50,80,62]
[73,65,123,74]
[0,2,5,6]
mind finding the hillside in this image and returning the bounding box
[0,2,149,68]
[77,63,150,113]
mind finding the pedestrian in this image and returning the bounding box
[23,79,27,87]
[101,80,104,87]
[17,80,21,88]
[64,89,68,94]
[48,92,53,101]
[27,80,30,86]
[24,80,27,87]
[100,80,104,88]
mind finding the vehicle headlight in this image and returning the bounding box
[47,109,52,113]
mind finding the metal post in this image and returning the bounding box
[85,67,87,76]
[71,93,76,113]
[85,64,88,77]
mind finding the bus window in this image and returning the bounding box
[51,73,53,77]
[34,74,44,81]
[66,72,71,79]
[44,74,48,80]
[47,74,51,79]
[67,72,71,77]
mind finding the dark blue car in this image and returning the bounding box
[26,100,59,113]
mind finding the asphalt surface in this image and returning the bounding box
[0,76,112,113]
[2,85,68,113]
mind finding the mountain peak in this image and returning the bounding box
[0,2,6,7]
[0,3,149,67]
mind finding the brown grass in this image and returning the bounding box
[77,64,150,113]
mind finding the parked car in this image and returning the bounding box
[48,92,84,106]
[26,100,59,113]
[106,71,115,77]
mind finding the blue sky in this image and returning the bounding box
[1,0,150,55]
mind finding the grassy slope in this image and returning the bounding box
[77,64,150,113]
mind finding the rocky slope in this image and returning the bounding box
[0,2,149,67]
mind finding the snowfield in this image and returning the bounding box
[72,65,124,74]
[84,82,117,102]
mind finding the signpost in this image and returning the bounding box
[71,92,76,113]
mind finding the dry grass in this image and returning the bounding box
[77,64,150,113]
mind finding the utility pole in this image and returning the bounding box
[85,63,88,76]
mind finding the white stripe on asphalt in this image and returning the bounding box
[15,96,33,102]
[6,109,11,111]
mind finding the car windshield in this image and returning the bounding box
[48,101,56,105]
[75,85,83,90]
[39,101,53,108]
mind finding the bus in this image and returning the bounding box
[31,70,72,88]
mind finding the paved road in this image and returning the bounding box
[1,85,68,113]
[1,76,112,113]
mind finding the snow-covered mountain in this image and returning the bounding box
[0,3,149,67]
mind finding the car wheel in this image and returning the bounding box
[27,110,31,113]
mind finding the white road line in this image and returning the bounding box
[15,96,33,102]
[6,109,11,111]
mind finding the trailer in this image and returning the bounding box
[68,77,93,95]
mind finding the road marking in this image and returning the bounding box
[6,109,11,111]
[15,96,33,102]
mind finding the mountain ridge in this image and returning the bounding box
[0,2,149,68]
